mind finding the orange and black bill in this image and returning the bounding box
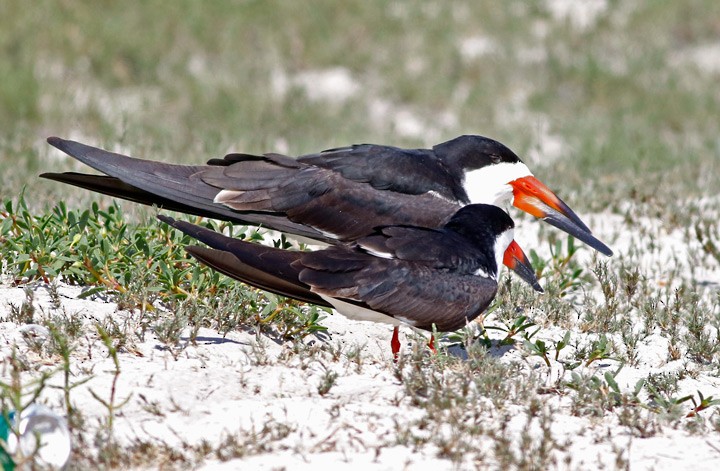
[503,240,543,293]
[509,176,613,256]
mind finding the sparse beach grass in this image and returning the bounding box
[2,1,720,469]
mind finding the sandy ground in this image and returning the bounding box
[2,207,720,470]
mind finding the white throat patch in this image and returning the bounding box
[493,228,515,281]
[463,162,532,207]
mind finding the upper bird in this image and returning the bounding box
[42,135,612,257]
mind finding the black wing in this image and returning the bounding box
[297,144,465,202]
[199,148,461,240]
[298,224,500,331]
[299,246,497,332]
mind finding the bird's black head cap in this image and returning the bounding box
[444,204,514,243]
[433,135,522,172]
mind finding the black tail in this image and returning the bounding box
[158,216,330,307]
[42,137,328,241]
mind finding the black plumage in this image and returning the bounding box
[159,204,514,332]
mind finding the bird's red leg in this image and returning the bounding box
[427,334,437,354]
[391,326,400,360]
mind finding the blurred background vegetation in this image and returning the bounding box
[1,0,719,214]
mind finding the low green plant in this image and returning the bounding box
[645,384,694,422]
[89,324,132,435]
[317,364,339,396]
[1,195,331,343]
[685,391,720,418]
[566,366,643,416]
[4,287,36,324]
[524,338,551,367]
[46,321,92,430]
[580,335,614,366]
[486,315,537,346]
[524,331,573,368]
[530,236,588,295]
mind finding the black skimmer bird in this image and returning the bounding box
[157,203,521,357]
[42,135,612,260]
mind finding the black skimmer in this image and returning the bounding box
[42,135,612,259]
[157,203,521,357]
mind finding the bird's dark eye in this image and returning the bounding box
[489,154,502,163]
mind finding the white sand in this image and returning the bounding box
[2,208,720,469]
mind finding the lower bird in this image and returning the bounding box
[158,203,525,357]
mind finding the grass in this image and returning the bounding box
[2,0,720,468]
